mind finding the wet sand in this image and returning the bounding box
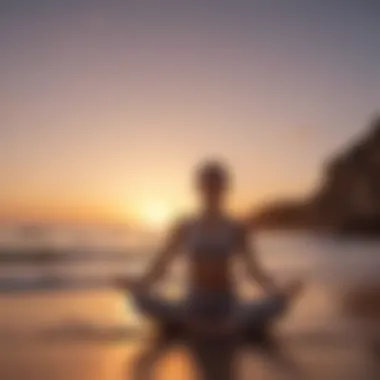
[1,284,380,380]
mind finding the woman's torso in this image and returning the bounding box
[183,215,241,294]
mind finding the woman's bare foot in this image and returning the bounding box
[185,319,237,337]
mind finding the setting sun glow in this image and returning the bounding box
[141,203,173,229]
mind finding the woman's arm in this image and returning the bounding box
[139,222,185,289]
[117,221,186,292]
[237,225,281,295]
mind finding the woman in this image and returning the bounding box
[117,160,302,335]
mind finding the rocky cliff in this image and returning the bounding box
[252,116,380,235]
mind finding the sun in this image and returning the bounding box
[141,202,172,229]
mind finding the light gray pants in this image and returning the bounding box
[131,291,287,329]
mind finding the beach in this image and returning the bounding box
[1,231,380,379]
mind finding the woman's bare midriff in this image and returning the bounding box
[189,259,231,292]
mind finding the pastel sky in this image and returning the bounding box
[1,1,380,225]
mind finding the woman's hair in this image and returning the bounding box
[195,159,230,187]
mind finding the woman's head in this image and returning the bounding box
[195,160,231,210]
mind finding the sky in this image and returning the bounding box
[1,0,380,226]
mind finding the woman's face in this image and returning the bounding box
[196,166,229,208]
